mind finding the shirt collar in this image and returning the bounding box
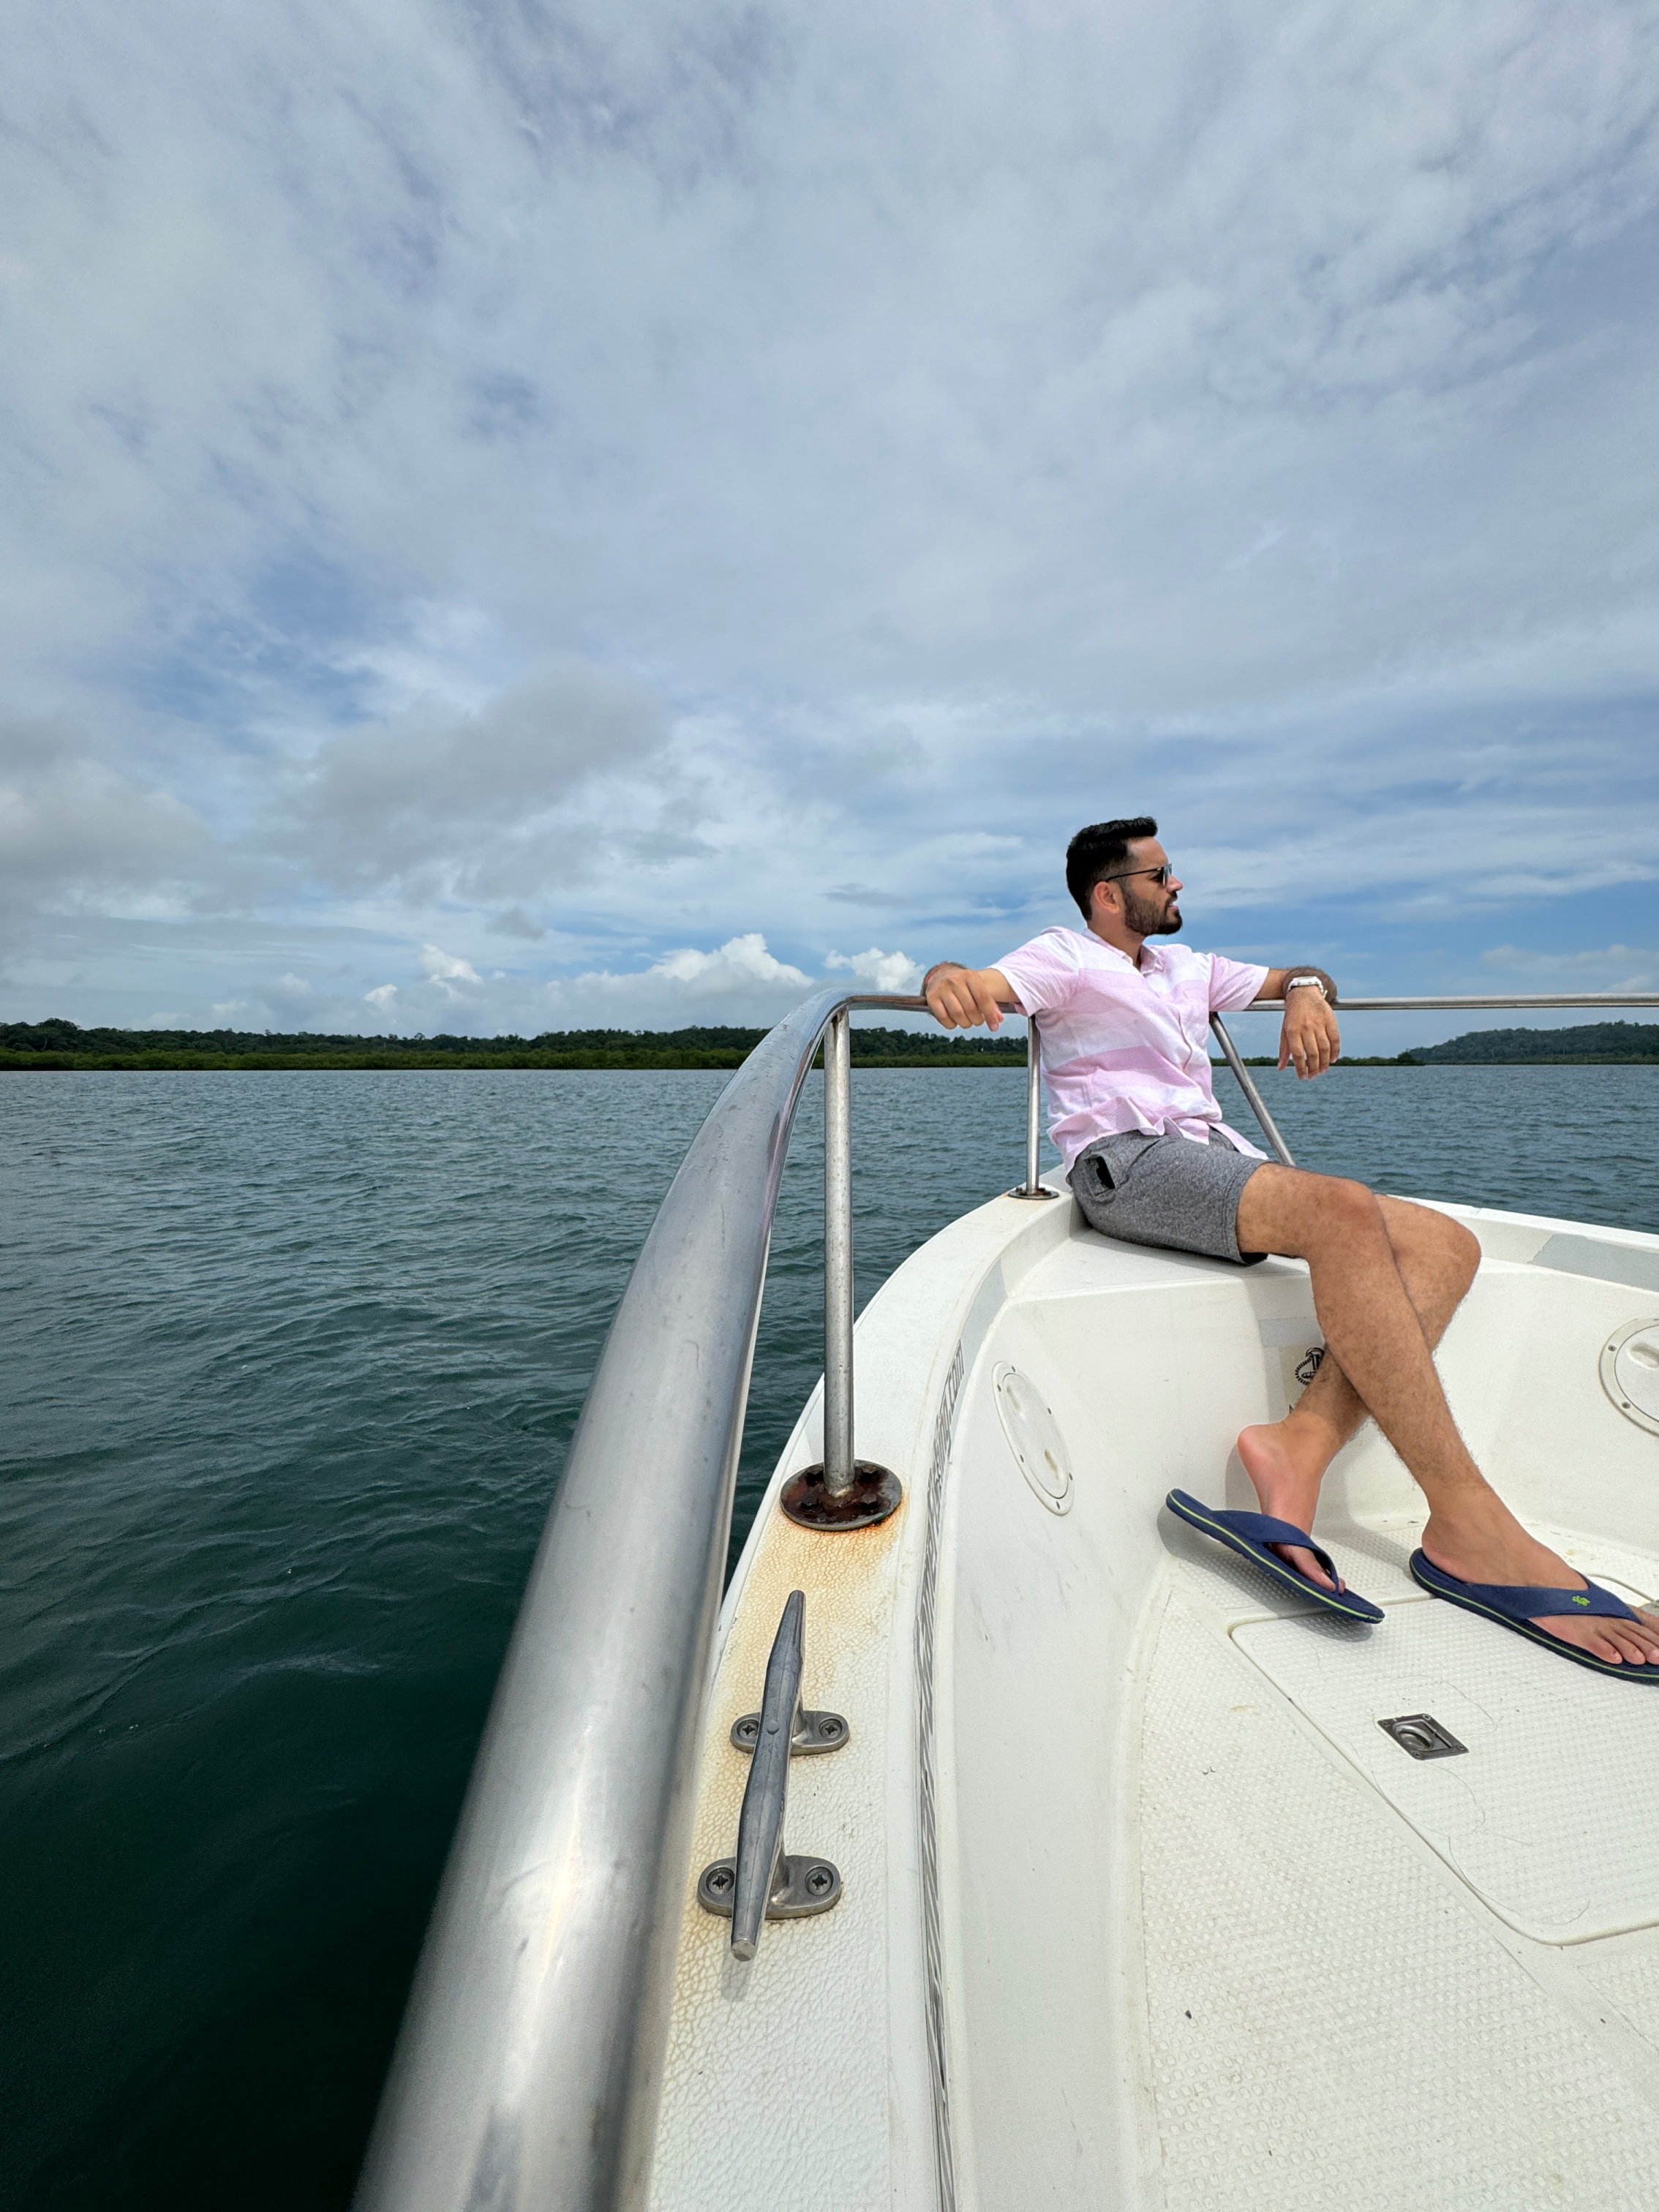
[1085,928,1164,975]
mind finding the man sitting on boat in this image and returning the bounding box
[922,814,1659,1678]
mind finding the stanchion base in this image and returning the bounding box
[780,1461,903,1530]
[1005,1184,1062,1201]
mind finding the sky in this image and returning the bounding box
[3,0,1658,1056]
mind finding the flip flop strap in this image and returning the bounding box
[1212,1508,1338,1584]
[1440,1572,1636,1621]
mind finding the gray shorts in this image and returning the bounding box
[1069,1129,1268,1266]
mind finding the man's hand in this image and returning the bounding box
[1254,965,1341,1079]
[924,962,1017,1031]
[1278,988,1341,1078]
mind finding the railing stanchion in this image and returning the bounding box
[1009,1010,1060,1200]
[1026,1016,1042,1193]
[823,1007,855,1497]
[1210,1013,1295,1167]
[780,1005,903,1529]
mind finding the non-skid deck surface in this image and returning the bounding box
[1140,1533,1659,2210]
[1238,1597,1659,1944]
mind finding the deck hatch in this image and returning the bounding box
[993,1361,1074,1514]
[1600,1318,1659,1436]
[1235,1593,1659,1943]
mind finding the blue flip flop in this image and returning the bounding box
[1166,1489,1384,1622]
[1410,1550,1659,1681]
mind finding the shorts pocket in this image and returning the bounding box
[1078,1146,1116,1195]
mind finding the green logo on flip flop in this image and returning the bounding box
[1572,1594,1590,1606]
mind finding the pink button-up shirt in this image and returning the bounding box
[994,927,1271,1176]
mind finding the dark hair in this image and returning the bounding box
[1065,816,1158,919]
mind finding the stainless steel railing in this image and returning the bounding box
[1208,1012,1296,1165]
[1012,1013,1058,1198]
[1019,990,1659,1184]
[1327,995,1659,1011]
[361,982,1652,2209]
[823,1005,857,1488]
[1198,992,1659,1170]
[356,987,942,2212]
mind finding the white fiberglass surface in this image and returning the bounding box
[648,1199,1659,2211]
[944,1219,1659,2209]
[1135,1592,1659,2211]
[1236,1579,1659,1945]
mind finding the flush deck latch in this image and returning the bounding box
[1378,1712,1467,1761]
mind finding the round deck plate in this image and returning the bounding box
[1601,1318,1659,1437]
[993,1361,1074,1514]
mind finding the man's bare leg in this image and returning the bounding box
[1233,1166,1659,1665]
[1237,1193,1475,1588]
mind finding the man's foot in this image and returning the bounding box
[1237,1418,1342,1591]
[1422,1497,1659,1666]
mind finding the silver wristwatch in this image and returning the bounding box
[1284,975,1328,1001]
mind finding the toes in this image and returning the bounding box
[1574,1625,1628,1663]
[1543,1617,1659,1664]
[1603,1618,1659,1663]
[1270,1543,1337,1592]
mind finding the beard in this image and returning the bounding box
[1124,886,1183,936]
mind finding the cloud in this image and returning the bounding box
[487,906,546,940]
[825,946,924,994]
[568,931,814,1009]
[658,935,806,988]
[418,944,484,997]
[297,934,923,1035]
[266,973,315,1015]
[0,717,208,932]
[3,3,1658,1028]
[11,1,1659,712]
[826,883,912,910]
[1482,941,1657,987]
[283,666,666,898]
[525,934,922,1030]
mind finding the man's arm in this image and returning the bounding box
[1252,965,1341,1080]
[922,960,1020,1031]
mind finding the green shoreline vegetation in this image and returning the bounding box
[0,1019,1026,1072]
[1,1017,1655,1072]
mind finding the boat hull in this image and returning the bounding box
[649,1192,1659,2209]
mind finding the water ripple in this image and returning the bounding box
[1,1063,1652,2204]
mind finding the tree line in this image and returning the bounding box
[0,1019,1031,1072]
[2,1017,1653,1072]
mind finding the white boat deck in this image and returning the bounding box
[648,1191,1659,2210]
[1143,1526,1659,2209]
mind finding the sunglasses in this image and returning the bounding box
[1101,864,1173,887]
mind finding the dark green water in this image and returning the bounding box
[2,1062,1653,2205]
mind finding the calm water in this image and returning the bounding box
[2,1062,1654,2205]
